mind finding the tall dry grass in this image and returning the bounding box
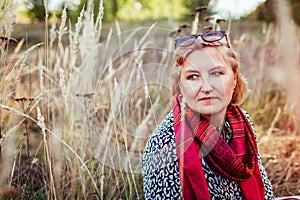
[0,0,299,199]
[237,0,300,195]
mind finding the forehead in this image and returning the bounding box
[182,47,228,68]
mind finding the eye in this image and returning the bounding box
[211,71,223,76]
[186,74,199,80]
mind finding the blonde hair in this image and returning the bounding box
[172,42,248,106]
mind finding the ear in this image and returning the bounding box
[233,76,237,91]
[233,79,237,90]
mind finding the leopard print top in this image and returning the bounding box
[142,111,274,200]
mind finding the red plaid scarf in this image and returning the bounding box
[172,95,265,200]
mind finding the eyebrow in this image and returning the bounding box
[183,69,200,73]
[209,66,226,71]
[183,65,226,73]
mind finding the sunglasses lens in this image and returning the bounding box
[202,31,224,42]
[175,36,197,47]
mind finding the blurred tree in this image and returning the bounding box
[184,0,210,12]
[183,0,211,20]
[256,0,275,23]
[20,0,300,24]
[116,0,188,20]
[24,0,46,22]
[67,0,188,22]
[67,0,118,22]
[290,0,300,26]
[255,0,300,25]
[104,0,118,20]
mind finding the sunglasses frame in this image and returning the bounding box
[174,30,230,48]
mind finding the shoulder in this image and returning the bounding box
[241,109,254,125]
[142,111,181,199]
[240,108,259,141]
[142,111,177,174]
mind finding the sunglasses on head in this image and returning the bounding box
[174,30,230,48]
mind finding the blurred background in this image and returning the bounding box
[12,0,300,45]
[0,0,299,199]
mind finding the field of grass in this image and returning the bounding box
[0,1,299,199]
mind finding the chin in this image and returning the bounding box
[195,106,226,117]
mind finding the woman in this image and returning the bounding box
[142,31,274,199]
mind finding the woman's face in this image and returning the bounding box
[179,47,237,122]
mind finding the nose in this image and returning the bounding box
[200,78,213,93]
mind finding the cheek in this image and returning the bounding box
[179,73,187,91]
[179,79,188,95]
[179,78,196,97]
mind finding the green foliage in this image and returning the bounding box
[290,0,300,26]
[67,0,100,22]
[66,0,189,22]
[66,0,121,22]
[256,0,275,23]
[20,0,300,24]
[255,0,300,25]
[184,0,210,12]
[116,0,188,20]
[24,0,46,22]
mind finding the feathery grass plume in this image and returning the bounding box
[0,92,14,103]
[138,62,149,102]
[58,5,68,51]
[37,107,57,199]
[58,59,68,110]
[95,0,104,41]
[1,121,23,149]
[78,1,98,59]
[0,0,16,36]
[0,104,31,119]
[69,7,85,68]
[50,10,57,49]
[38,50,45,92]
[0,0,16,63]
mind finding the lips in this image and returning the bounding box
[199,96,216,100]
[198,97,218,102]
